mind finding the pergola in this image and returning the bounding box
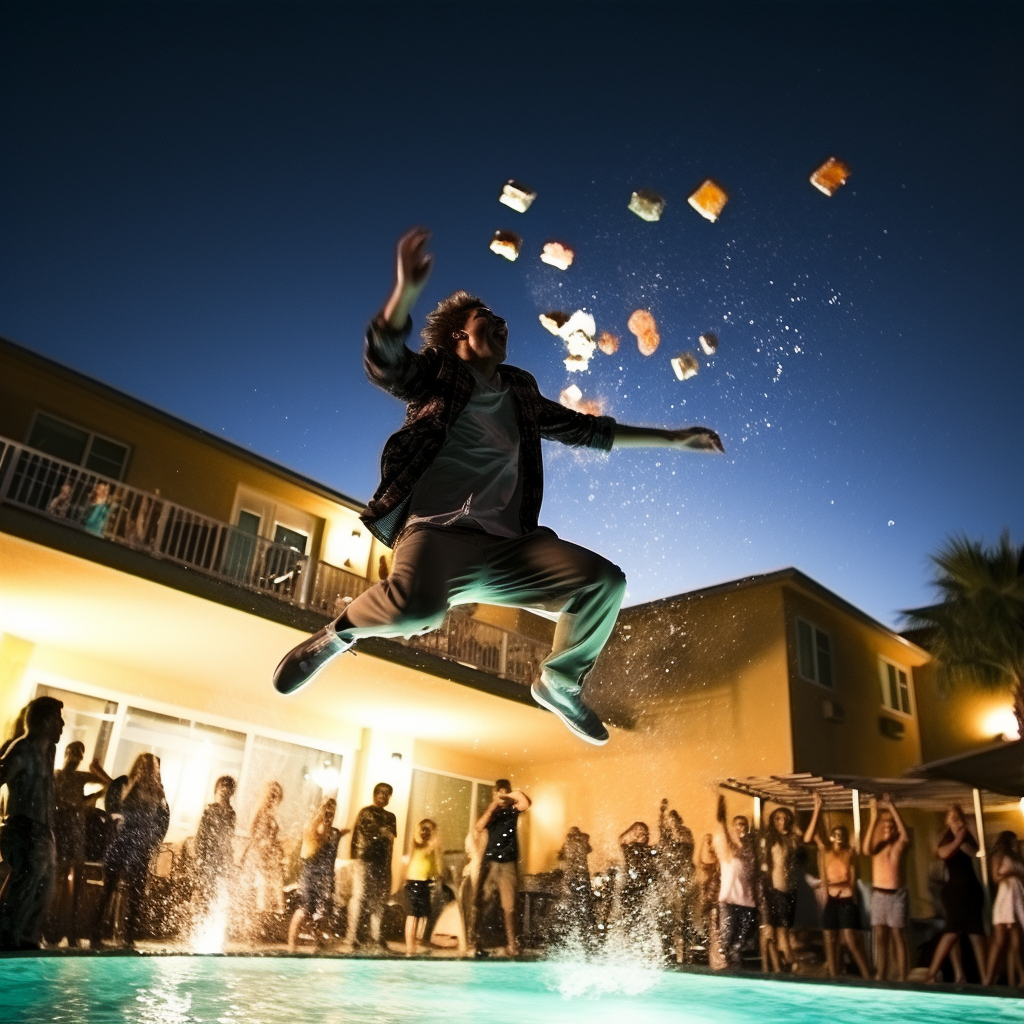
[719,765,1020,889]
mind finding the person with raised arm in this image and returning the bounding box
[713,794,758,970]
[471,779,531,957]
[863,794,911,981]
[803,791,871,978]
[273,228,724,745]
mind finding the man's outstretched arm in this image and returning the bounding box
[612,423,725,453]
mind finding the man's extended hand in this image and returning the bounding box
[665,427,725,453]
[611,423,725,452]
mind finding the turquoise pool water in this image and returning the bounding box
[1,958,1020,1024]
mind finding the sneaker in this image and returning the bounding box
[273,621,355,695]
[530,677,609,745]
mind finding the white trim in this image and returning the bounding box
[28,667,355,826]
[878,655,915,719]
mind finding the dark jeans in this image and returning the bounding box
[93,860,150,946]
[719,902,758,968]
[0,815,56,948]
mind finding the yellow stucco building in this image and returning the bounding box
[1,334,1018,903]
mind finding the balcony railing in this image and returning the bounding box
[0,436,549,688]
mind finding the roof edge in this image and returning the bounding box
[1,333,368,514]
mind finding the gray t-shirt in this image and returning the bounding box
[405,366,524,538]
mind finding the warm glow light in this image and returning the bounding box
[982,707,1020,742]
[311,766,341,792]
[1019,797,1024,820]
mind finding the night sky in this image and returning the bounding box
[2,1,1021,627]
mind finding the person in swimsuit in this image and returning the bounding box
[863,794,911,981]
[804,791,870,978]
[760,806,802,973]
[982,831,1024,986]
[925,804,988,983]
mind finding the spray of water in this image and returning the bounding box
[545,888,666,999]
[188,887,230,954]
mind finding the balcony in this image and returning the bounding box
[0,436,550,689]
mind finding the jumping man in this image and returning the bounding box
[273,228,724,744]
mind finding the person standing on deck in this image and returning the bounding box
[863,794,911,981]
[471,779,530,957]
[273,228,724,745]
[343,782,397,949]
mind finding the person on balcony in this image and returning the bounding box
[273,228,724,745]
[0,696,64,951]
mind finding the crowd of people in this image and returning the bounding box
[2,694,1023,989]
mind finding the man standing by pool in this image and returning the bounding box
[273,228,724,745]
[343,782,397,949]
[472,779,531,957]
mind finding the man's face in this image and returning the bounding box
[64,744,84,769]
[373,787,391,808]
[772,810,789,834]
[460,307,508,363]
[496,786,512,803]
[47,712,65,746]
[731,817,749,842]
[878,814,896,842]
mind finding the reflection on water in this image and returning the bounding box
[2,958,1020,1024]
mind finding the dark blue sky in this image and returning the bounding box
[2,1,1021,626]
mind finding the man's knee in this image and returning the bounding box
[382,578,450,633]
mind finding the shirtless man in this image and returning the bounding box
[863,794,911,981]
[804,791,870,978]
[0,695,64,950]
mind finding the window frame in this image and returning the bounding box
[405,764,496,855]
[29,669,355,836]
[25,409,132,481]
[795,616,835,690]
[878,656,915,719]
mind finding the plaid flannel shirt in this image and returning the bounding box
[360,315,616,547]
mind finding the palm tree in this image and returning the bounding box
[903,531,1024,736]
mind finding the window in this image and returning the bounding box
[111,708,247,839]
[34,681,347,846]
[36,683,118,768]
[880,658,913,716]
[238,734,343,840]
[796,618,833,688]
[27,411,130,480]
[405,768,493,856]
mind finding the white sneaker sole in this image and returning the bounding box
[530,683,609,746]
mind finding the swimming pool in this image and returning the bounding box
[2,957,1020,1024]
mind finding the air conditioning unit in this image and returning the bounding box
[822,699,845,722]
[879,715,905,740]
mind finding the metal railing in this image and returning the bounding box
[0,435,549,687]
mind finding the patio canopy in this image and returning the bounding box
[909,739,1024,799]
[719,770,1015,813]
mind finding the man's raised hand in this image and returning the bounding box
[396,226,433,293]
[384,226,434,328]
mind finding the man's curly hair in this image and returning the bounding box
[420,290,484,352]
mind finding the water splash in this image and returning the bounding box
[545,889,666,999]
[189,888,230,954]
